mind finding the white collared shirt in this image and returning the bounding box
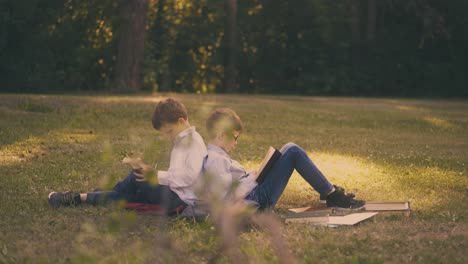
[203,144,258,201]
[157,126,207,205]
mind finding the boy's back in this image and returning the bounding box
[157,126,207,205]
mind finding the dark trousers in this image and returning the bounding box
[86,170,187,213]
[246,143,334,209]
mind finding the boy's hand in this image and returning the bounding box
[250,170,258,176]
[133,169,146,182]
[122,157,154,182]
[133,166,158,184]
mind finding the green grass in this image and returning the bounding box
[0,93,467,263]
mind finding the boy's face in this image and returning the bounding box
[158,118,189,141]
[219,130,240,153]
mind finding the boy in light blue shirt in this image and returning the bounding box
[203,108,364,210]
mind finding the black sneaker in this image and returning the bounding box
[326,188,365,210]
[48,192,81,207]
[320,185,355,204]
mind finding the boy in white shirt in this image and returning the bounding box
[48,98,207,215]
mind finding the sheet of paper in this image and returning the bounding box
[327,212,378,226]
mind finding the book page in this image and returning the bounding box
[285,215,329,224]
[327,212,378,226]
[288,207,314,213]
[122,157,152,171]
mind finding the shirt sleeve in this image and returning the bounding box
[157,170,170,185]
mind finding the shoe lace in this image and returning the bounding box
[61,192,76,205]
[333,185,355,197]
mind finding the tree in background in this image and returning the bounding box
[113,0,149,92]
[0,0,119,92]
[150,0,171,92]
[222,0,239,93]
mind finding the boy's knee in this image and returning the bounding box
[280,142,299,153]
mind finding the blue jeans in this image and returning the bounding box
[245,143,334,209]
[86,170,186,212]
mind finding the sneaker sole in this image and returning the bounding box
[48,192,57,199]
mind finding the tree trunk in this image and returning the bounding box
[223,0,239,93]
[349,0,361,65]
[113,0,149,93]
[153,0,171,92]
[367,0,377,42]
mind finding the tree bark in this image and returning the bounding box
[113,0,149,92]
[153,0,171,92]
[349,0,361,65]
[223,0,239,93]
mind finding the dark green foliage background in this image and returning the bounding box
[0,0,467,96]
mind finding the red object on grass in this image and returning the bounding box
[125,203,186,216]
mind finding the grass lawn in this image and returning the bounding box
[0,93,467,263]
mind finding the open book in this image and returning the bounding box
[122,157,158,184]
[122,157,152,171]
[285,210,330,224]
[285,212,378,226]
[254,146,282,184]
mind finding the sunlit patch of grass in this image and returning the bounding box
[90,95,166,104]
[309,151,382,185]
[0,129,97,166]
[396,105,419,111]
[0,136,46,166]
[423,116,456,129]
